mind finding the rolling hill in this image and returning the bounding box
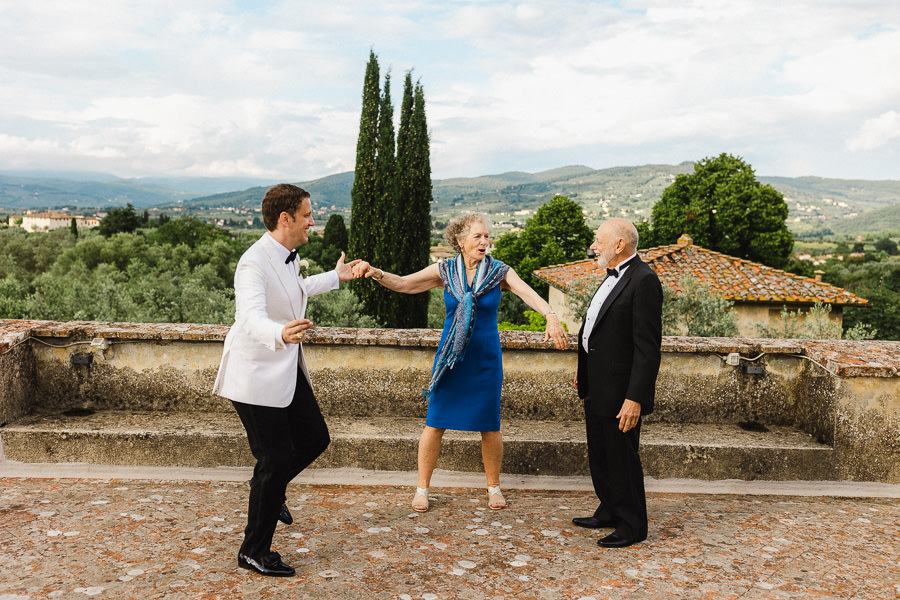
[3,165,900,237]
[0,172,274,210]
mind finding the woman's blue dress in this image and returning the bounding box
[425,282,503,432]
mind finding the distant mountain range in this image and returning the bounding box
[0,171,274,209]
[3,165,900,237]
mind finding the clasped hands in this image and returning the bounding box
[351,260,373,279]
[335,252,366,282]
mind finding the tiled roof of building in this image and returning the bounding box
[23,212,75,219]
[533,234,868,306]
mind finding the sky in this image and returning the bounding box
[1,1,900,182]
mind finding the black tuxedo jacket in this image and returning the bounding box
[576,257,663,418]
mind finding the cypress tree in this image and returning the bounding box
[373,72,398,323]
[392,74,433,328]
[350,57,434,328]
[349,50,381,317]
[322,214,348,252]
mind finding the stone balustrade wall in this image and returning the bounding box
[1,319,898,481]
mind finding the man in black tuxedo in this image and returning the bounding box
[573,219,662,548]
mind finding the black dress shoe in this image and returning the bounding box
[238,551,296,577]
[572,516,616,529]
[278,503,293,525]
[598,532,641,548]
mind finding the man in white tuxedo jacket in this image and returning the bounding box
[213,183,360,577]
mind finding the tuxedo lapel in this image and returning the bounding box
[262,243,302,320]
[591,276,629,331]
[587,262,638,338]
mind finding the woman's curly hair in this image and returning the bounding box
[444,213,493,253]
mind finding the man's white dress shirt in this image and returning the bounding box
[581,253,636,353]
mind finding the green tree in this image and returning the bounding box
[347,54,434,328]
[98,203,141,237]
[834,241,851,256]
[819,258,900,339]
[0,275,28,318]
[348,50,381,317]
[498,310,556,331]
[531,195,595,259]
[0,225,252,325]
[4,227,247,324]
[307,288,380,328]
[149,217,231,249]
[784,257,816,278]
[323,214,349,253]
[565,277,599,324]
[296,235,341,271]
[318,214,347,268]
[649,153,793,268]
[427,287,445,328]
[372,71,398,323]
[390,74,433,328]
[756,302,876,340]
[843,287,896,339]
[493,195,593,294]
[663,276,739,337]
[492,195,591,324]
[635,219,654,249]
[0,227,76,281]
[70,218,78,238]
[874,237,898,255]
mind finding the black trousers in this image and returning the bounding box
[584,409,648,541]
[232,369,330,558]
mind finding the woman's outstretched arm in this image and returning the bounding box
[502,268,569,349]
[353,261,443,294]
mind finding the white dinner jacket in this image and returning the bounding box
[213,233,338,407]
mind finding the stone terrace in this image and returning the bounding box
[2,319,900,597]
[1,472,899,599]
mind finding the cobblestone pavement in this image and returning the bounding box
[1,477,898,599]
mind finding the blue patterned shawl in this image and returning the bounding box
[422,254,510,401]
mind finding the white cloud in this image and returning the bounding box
[847,111,900,151]
[1,1,900,180]
[424,1,900,178]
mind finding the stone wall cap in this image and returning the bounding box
[3,319,900,378]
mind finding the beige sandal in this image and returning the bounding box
[487,485,506,510]
[412,487,429,512]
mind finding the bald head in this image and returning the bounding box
[591,219,639,268]
[601,219,638,251]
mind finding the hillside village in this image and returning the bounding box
[5,164,900,239]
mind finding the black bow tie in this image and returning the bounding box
[285,248,298,264]
[606,268,618,278]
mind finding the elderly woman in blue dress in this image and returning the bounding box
[355,213,568,511]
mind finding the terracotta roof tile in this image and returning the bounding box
[22,212,76,219]
[533,234,868,306]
